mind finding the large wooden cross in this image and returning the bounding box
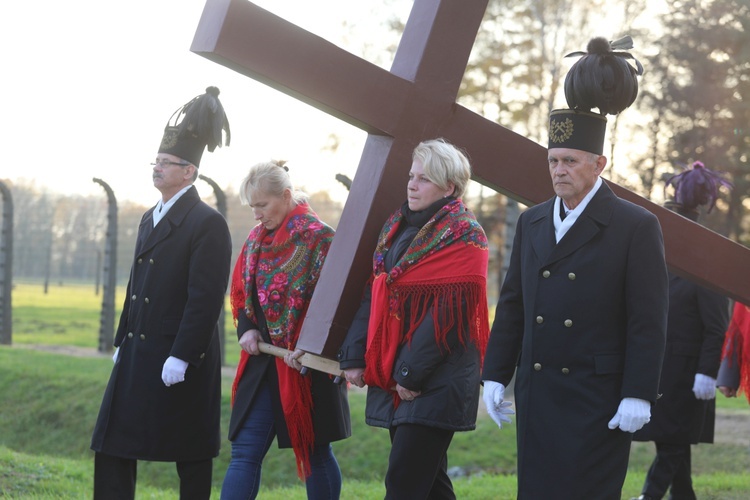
[192,0,750,358]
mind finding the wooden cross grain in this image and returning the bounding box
[192,0,750,358]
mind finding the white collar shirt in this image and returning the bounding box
[153,185,193,227]
[553,176,603,243]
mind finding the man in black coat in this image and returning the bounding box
[91,87,232,499]
[481,38,669,499]
[631,166,732,500]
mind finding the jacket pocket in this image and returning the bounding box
[594,353,624,375]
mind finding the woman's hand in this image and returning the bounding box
[396,383,421,402]
[344,368,366,388]
[238,329,263,356]
[718,386,737,398]
[284,349,305,372]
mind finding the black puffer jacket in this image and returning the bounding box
[338,201,482,431]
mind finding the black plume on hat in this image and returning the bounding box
[158,86,231,167]
[549,36,643,154]
[563,36,644,116]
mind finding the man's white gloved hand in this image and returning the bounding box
[607,397,651,432]
[112,346,120,363]
[482,380,515,429]
[162,356,189,387]
[693,373,717,400]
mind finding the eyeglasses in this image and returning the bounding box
[151,159,190,168]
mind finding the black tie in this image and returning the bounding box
[559,201,567,220]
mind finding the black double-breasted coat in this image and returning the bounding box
[91,186,232,461]
[634,274,729,444]
[482,182,668,500]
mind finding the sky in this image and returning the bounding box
[1,0,412,206]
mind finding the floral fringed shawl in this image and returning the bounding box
[364,199,490,403]
[230,202,333,479]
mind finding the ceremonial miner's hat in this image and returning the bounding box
[548,36,643,155]
[158,86,231,167]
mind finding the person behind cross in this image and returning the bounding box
[481,37,669,499]
[91,87,233,499]
[630,161,732,500]
[718,302,750,400]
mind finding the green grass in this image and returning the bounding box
[12,282,241,365]
[4,282,750,498]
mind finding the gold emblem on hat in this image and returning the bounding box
[160,128,179,149]
[549,118,574,143]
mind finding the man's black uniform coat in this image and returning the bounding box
[634,274,729,444]
[91,186,232,461]
[482,182,668,500]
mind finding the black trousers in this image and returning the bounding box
[94,452,213,500]
[642,442,696,500]
[385,424,455,500]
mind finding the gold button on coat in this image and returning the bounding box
[562,368,570,375]
[144,298,150,304]
[533,363,542,371]
[564,319,573,327]
[127,332,133,338]
[568,273,576,280]
[149,259,154,264]
[131,294,137,300]
[542,270,551,278]
[536,316,544,324]
[139,334,146,340]
[137,258,142,264]
[200,353,206,359]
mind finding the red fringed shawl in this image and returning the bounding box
[230,202,334,479]
[722,302,750,403]
[364,199,490,402]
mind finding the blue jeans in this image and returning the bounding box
[221,381,342,500]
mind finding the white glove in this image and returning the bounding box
[607,397,651,433]
[693,373,716,400]
[482,380,515,429]
[162,356,189,387]
[112,346,120,363]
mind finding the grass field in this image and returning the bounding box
[4,282,750,498]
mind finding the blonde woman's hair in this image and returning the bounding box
[412,139,472,198]
[239,160,308,205]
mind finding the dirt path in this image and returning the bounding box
[13,343,750,443]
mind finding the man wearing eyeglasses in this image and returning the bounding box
[91,87,232,500]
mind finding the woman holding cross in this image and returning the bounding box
[221,160,350,500]
[339,139,494,499]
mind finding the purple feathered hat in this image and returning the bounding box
[664,161,733,221]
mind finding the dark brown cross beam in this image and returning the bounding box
[192,0,750,357]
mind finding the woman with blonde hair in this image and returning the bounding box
[339,139,492,499]
[221,160,350,500]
